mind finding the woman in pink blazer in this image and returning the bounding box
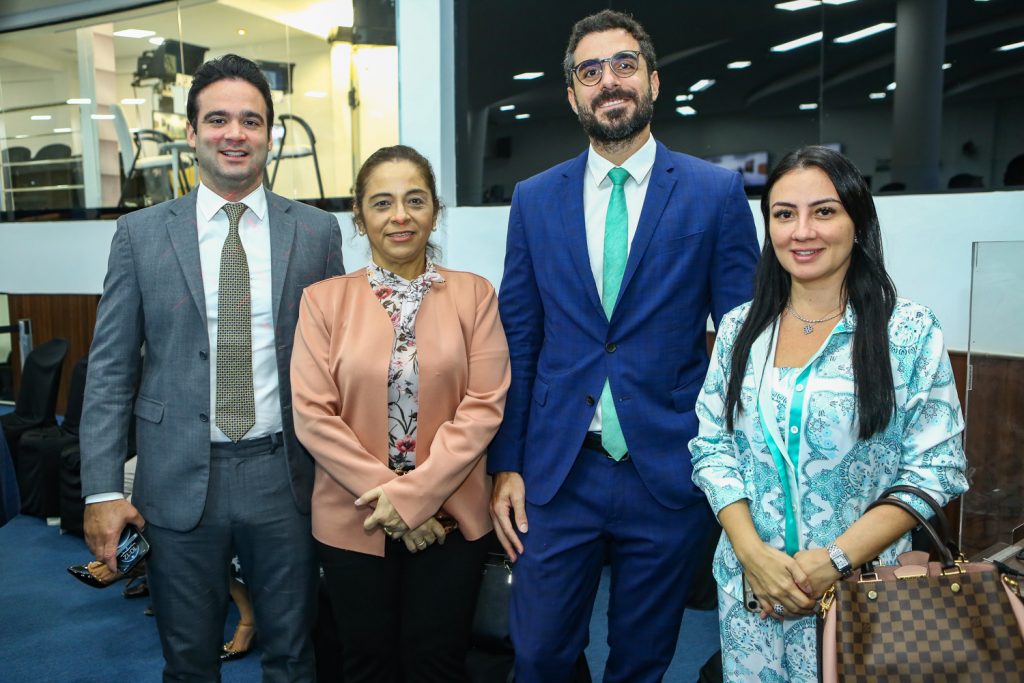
[291,145,510,683]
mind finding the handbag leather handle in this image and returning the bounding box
[876,484,954,546]
[865,494,958,569]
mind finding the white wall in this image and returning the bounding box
[5,191,1021,354]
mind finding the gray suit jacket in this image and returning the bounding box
[81,189,345,531]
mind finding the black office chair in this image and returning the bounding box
[0,337,68,503]
[267,114,325,199]
[19,355,86,518]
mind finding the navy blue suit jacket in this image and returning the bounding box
[488,141,759,509]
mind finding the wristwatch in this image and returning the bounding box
[826,542,853,578]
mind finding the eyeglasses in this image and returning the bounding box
[572,51,641,87]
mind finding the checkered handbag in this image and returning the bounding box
[818,486,1024,683]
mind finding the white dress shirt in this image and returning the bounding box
[584,133,657,433]
[196,182,282,442]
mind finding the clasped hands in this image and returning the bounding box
[355,487,446,554]
[742,545,840,620]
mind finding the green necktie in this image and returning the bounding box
[600,167,630,460]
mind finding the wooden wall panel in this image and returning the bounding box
[7,294,99,416]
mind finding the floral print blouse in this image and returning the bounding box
[367,260,445,472]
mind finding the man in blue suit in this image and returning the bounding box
[488,10,759,682]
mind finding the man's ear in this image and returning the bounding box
[185,121,197,148]
[650,70,660,102]
[567,86,579,115]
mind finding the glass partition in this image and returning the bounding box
[456,0,1024,205]
[961,240,1024,556]
[0,0,398,215]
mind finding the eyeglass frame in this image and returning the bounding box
[570,50,644,87]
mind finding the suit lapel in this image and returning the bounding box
[616,142,677,311]
[166,191,207,326]
[267,191,296,328]
[560,150,605,317]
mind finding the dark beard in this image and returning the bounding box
[577,86,654,146]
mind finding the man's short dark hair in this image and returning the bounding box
[186,54,274,137]
[563,10,658,87]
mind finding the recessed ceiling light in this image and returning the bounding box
[997,40,1024,52]
[886,81,897,91]
[727,61,752,70]
[54,127,72,133]
[237,29,247,36]
[31,115,52,121]
[515,113,531,120]
[771,32,824,52]
[834,22,896,44]
[869,92,886,100]
[66,98,91,105]
[149,37,165,45]
[513,72,544,80]
[675,94,694,102]
[113,29,155,39]
[823,0,859,4]
[120,98,146,105]
[799,103,819,110]
[499,104,516,111]
[689,79,716,93]
[304,91,328,98]
[776,0,820,10]
[676,106,697,116]
[91,114,115,120]
[14,134,28,139]
[942,62,952,69]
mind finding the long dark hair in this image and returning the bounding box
[724,146,897,439]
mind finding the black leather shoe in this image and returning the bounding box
[67,561,145,588]
[220,646,253,662]
[66,563,114,588]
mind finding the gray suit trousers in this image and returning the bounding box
[145,434,316,683]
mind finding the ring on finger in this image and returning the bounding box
[383,526,393,536]
[416,542,427,549]
[773,604,785,616]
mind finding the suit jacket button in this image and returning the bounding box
[605,342,617,353]
[199,413,209,422]
[585,395,595,406]
[199,350,208,360]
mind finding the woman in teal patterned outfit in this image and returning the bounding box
[689,146,968,682]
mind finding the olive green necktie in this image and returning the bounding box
[600,167,630,460]
[215,202,255,442]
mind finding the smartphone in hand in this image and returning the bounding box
[116,524,150,574]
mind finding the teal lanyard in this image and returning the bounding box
[757,364,812,556]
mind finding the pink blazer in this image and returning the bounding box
[291,266,510,556]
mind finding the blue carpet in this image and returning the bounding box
[0,515,259,682]
[0,514,719,682]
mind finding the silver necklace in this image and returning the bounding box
[787,304,842,335]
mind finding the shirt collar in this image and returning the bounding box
[586,133,657,189]
[197,182,268,222]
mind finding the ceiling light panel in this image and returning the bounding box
[834,22,896,44]
[676,106,697,116]
[997,40,1024,52]
[500,104,515,111]
[771,32,824,52]
[727,61,752,69]
[799,103,818,110]
[515,113,531,120]
[689,79,716,92]
[113,29,155,39]
[513,72,544,80]
[776,0,820,10]
[869,92,886,100]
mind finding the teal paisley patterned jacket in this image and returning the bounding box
[689,298,968,601]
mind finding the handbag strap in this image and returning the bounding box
[865,492,958,569]
[876,484,954,545]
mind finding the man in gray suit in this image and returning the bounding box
[81,54,344,682]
